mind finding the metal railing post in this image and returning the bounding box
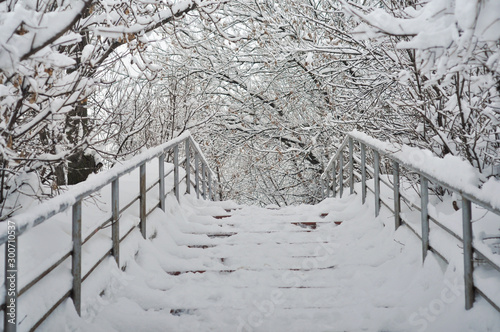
[374,150,380,216]
[159,153,165,211]
[420,175,429,262]
[360,143,366,204]
[348,137,354,194]
[393,161,401,229]
[339,151,344,198]
[140,164,146,239]
[5,221,18,332]
[202,163,207,200]
[332,161,337,198]
[174,144,180,201]
[462,197,474,309]
[72,200,82,316]
[185,139,191,194]
[111,179,119,266]
[195,152,200,199]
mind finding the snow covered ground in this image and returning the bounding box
[35,190,500,331]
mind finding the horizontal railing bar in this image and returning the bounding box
[328,134,499,216]
[82,176,161,246]
[120,194,141,216]
[366,183,450,264]
[14,202,167,310]
[146,179,160,194]
[2,131,219,245]
[474,250,500,275]
[82,174,186,290]
[29,289,72,331]
[340,140,498,266]
[165,168,174,178]
[1,205,162,310]
[428,243,449,264]
[18,251,72,298]
[348,133,500,216]
[188,136,217,179]
[475,286,500,313]
[353,154,464,243]
[83,217,112,245]
[82,249,112,283]
[323,137,349,175]
[5,134,193,244]
[119,223,138,244]
[12,203,168,309]
[146,202,161,219]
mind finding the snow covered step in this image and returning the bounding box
[163,269,346,289]
[205,223,339,233]
[132,283,346,310]
[212,215,232,219]
[204,232,237,238]
[214,230,338,245]
[164,267,340,277]
[204,241,338,257]
[189,229,325,238]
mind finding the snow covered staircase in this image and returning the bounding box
[5,132,500,331]
[40,194,500,331]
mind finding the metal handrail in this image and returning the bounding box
[321,131,500,313]
[1,131,219,331]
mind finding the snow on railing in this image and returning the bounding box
[320,131,500,313]
[1,131,218,331]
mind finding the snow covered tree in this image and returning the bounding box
[0,0,226,217]
[343,0,500,179]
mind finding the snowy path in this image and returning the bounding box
[40,194,500,332]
